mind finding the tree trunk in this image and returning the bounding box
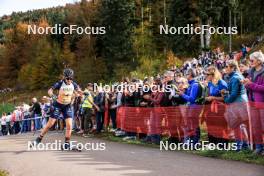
[141,2,144,33]
[229,9,232,53]
[199,19,205,50]
[164,0,167,24]
[240,9,243,36]
[234,12,237,27]
[205,18,211,49]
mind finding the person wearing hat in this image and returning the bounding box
[242,51,264,155]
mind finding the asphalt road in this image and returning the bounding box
[0,132,263,176]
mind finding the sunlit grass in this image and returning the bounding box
[0,103,15,115]
[87,131,264,165]
[0,170,9,176]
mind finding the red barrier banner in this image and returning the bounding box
[116,101,264,144]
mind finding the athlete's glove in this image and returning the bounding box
[51,95,57,101]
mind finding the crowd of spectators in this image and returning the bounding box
[1,48,264,155]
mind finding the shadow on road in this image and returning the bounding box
[1,132,264,176]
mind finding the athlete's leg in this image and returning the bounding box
[65,118,72,139]
[59,120,64,131]
[31,118,56,146]
[64,104,74,143]
[39,118,57,137]
[34,102,61,144]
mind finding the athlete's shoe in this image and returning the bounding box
[61,142,82,152]
[30,137,42,148]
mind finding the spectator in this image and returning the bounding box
[242,51,264,155]
[21,103,31,133]
[204,66,229,146]
[162,71,175,107]
[168,77,188,144]
[6,112,13,135]
[146,79,164,144]
[1,113,7,135]
[94,88,106,133]
[30,97,42,131]
[169,77,187,106]
[41,96,51,128]
[178,68,201,145]
[223,59,249,151]
[109,87,123,132]
[73,93,82,133]
[241,44,248,60]
[122,84,137,141]
[81,83,98,137]
[239,61,250,78]
[12,107,22,134]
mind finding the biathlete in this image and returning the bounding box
[32,68,82,151]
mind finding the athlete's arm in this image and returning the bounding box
[48,81,62,99]
[71,91,78,105]
[71,82,82,105]
[48,88,54,97]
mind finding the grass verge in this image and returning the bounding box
[0,103,15,115]
[0,170,9,176]
[86,132,264,166]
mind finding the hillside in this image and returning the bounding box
[0,0,263,91]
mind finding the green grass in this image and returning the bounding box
[0,170,9,176]
[94,132,158,148]
[0,90,47,105]
[86,132,264,166]
[0,103,15,115]
[193,149,264,165]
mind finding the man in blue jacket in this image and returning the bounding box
[179,68,200,146]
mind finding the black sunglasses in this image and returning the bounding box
[65,77,73,80]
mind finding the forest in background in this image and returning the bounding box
[0,0,263,90]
